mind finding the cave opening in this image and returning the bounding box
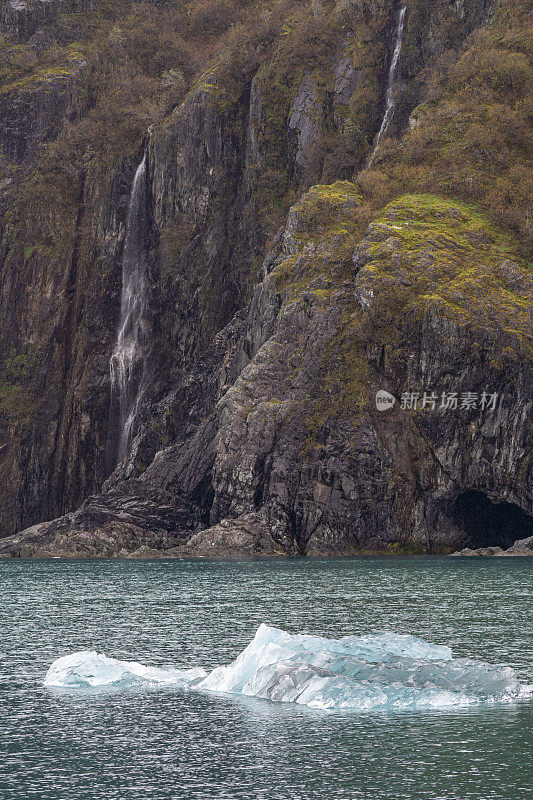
[451,490,533,550]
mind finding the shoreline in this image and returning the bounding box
[2,551,532,561]
[1,526,531,560]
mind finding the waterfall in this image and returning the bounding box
[366,4,407,169]
[110,154,150,464]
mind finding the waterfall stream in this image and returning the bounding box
[366,4,407,169]
[110,154,150,464]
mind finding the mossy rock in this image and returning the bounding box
[357,194,532,349]
[269,188,531,442]
[273,180,363,295]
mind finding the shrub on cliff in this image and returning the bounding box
[356,0,533,257]
[188,0,238,37]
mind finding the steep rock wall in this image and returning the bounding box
[0,0,529,551]
[2,186,530,556]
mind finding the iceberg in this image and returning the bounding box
[196,625,527,711]
[43,651,206,688]
[44,625,530,711]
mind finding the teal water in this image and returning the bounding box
[1,556,531,799]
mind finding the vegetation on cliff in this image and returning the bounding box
[0,0,531,545]
[271,184,531,446]
[358,0,533,255]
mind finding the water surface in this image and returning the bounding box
[1,556,531,799]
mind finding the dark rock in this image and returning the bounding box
[0,0,529,558]
[0,59,87,164]
[502,535,533,555]
[1,0,87,41]
[3,186,531,558]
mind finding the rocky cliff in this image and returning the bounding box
[0,0,531,555]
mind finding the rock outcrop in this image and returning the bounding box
[0,0,93,42]
[0,59,87,164]
[451,536,533,557]
[1,186,531,557]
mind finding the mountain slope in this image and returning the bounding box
[0,0,531,554]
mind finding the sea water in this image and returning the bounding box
[1,556,531,799]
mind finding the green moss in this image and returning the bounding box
[267,181,369,440]
[271,188,531,450]
[0,62,80,95]
[291,181,363,223]
[360,194,531,348]
[0,382,34,423]
[193,62,237,111]
[0,352,38,425]
[272,181,363,301]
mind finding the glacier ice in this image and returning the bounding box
[44,625,530,711]
[43,651,206,688]
[196,625,526,711]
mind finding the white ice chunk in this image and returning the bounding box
[44,625,530,712]
[43,651,206,688]
[196,625,527,710]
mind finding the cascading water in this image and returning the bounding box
[366,4,407,169]
[110,154,150,464]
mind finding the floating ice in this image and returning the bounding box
[43,651,206,688]
[44,625,530,711]
[196,625,527,711]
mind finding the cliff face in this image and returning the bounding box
[0,0,531,555]
[2,186,530,556]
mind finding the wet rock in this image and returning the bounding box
[0,59,87,164]
[451,536,533,557]
[181,514,276,557]
[450,547,478,557]
[333,47,359,126]
[126,545,183,559]
[288,74,321,174]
